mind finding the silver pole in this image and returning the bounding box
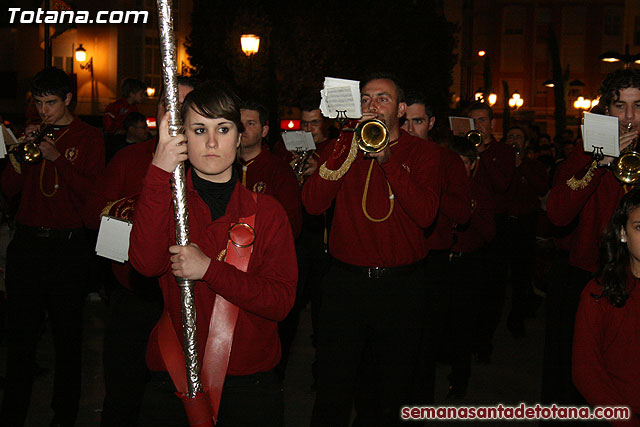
[156,0,201,399]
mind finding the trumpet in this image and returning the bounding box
[612,121,640,185]
[341,119,389,153]
[292,149,312,183]
[466,130,483,148]
[11,121,53,164]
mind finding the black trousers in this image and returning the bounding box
[217,370,283,427]
[311,261,426,427]
[0,228,90,426]
[541,262,592,406]
[101,281,163,427]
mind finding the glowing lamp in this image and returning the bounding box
[241,34,260,57]
[75,44,87,62]
[280,119,300,131]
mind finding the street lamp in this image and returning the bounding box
[599,44,640,68]
[573,96,599,111]
[474,89,497,106]
[75,44,93,76]
[508,92,523,109]
[146,87,156,97]
[240,34,260,57]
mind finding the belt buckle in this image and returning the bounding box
[368,267,384,279]
[36,227,51,238]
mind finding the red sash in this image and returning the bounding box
[155,196,257,426]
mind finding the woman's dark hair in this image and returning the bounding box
[597,188,640,307]
[599,68,640,109]
[180,81,244,133]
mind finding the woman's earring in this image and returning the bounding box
[621,236,627,243]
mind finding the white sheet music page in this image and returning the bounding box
[448,116,475,136]
[281,131,316,152]
[0,124,17,159]
[320,77,361,119]
[96,216,132,263]
[582,112,620,157]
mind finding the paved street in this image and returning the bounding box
[0,290,545,426]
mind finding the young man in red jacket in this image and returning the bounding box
[465,101,516,362]
[303,74,441,426]
[0,67,105,427]
[545,68,640,406]
[402,93,471,403]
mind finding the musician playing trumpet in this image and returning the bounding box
[544,68,640,406]
[0,67,105,426]
[303,73,441,426]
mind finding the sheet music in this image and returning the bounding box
[582,112,620,157]
[281,131,316,152]
[448,116,475,136]
[0,124,18,159]
[320,77,362,119]
[95,216,132,263]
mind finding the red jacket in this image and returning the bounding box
[547,147,627,273]
[474,137,516,214]
[103,98,138,134]
[573,277,640,425]
[84,137,156,289]
[302,129,440,267]
[425,145,471,250]
[2,117,105,228]
[129,165,297,375]
[506,158,548,217]
[453,180,495,253]
[237,148,302,238]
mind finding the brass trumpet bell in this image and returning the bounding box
[466,130,483,148]
[13,141,43,164]
[613,151,640,185]
[355,119,389,153]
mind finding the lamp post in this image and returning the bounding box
[241,34,260,89]
[599,44,640,68]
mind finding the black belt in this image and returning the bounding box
[333,258,422,279]
[16,224,82,240]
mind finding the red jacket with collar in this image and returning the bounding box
[473,137,516,214]
[506,157,549,217]
[573,277,640,425]
[237,148,302,238]
[453,180,495,253]
[302,129,440,267]
[129,165,297,375]
[425,145,472,250]
[84,137,156,289]
[546,146,627,273]
[2,117,105,228]
[103,98,138,134]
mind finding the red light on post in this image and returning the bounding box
[280,119,300,130]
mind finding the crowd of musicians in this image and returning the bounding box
[0,66,638,427]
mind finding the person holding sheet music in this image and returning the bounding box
[0,67,105,427]
[303,74,441,426]
[544,68,640,407]
[464,101,516,363]
[87,76,196,427]
[237,100,302,238]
